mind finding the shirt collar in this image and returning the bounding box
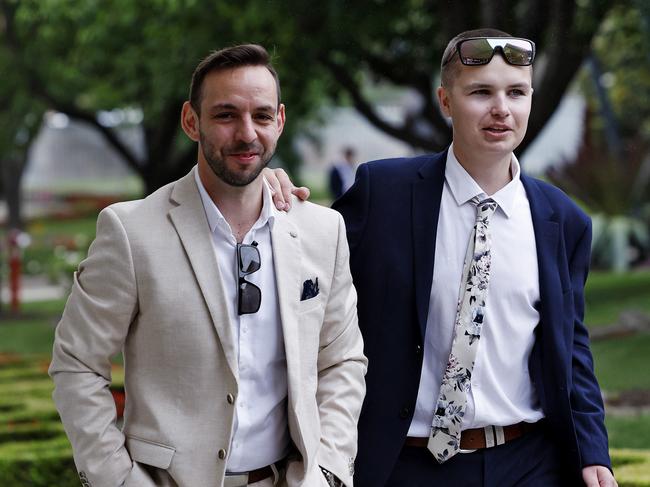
[193,166,276,237]
[444,143,520,218]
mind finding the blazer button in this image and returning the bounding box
[399,407,410,419]
[218,449,227,460]
[415,344,423,355]
[227,393,235,404]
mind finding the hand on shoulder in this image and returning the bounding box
[262,167,310,211]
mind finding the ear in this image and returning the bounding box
[437,86,452,118]
[276,103,286,136]
[181,101,200,142]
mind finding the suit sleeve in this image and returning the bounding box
[49,207,139,487]
[567,218,612,470]
[316,212,368,487]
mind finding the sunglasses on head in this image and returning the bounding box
[443,37,536,67]
[237,241,261,315]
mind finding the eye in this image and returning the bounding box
[470,89,490,96]
[254,113,275,122]
[509,89,527,97]
[214,112,235,120]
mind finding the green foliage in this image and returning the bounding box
[611,449,650,486]
[22,215,97,279]
[590,5,650,139]
[0,353,126,485]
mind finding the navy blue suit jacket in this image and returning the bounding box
[333,151,611,487]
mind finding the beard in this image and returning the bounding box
[199,130,275,187]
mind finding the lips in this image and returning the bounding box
[483,125,511,133]
[229,152,259,160]
[225,143,263,162]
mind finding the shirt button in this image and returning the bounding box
[218,449,227,460]
[227,393,235,404]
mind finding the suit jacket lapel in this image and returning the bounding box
[522,175,561,314]
[412,152,447,340]
[522,175,564,395]
[168,169,238,379]
[270,211,302,415]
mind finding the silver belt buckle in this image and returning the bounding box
[459,448,477,454]
[224,473,249,487]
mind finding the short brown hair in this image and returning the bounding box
[440,28,513,87]
[189,44,281,114]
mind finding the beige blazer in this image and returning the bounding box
[49,169,367,487]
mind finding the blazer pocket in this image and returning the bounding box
[298,295,323,314]
[126,435,176,469]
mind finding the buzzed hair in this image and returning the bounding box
[440,28,513,88]
[189,44,281,114]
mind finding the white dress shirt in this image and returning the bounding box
[408,146,545,437]
[194,170,290,471]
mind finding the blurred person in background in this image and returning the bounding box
[329,146,357,200]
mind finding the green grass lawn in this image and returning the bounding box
[585,270,650,327]
[593,334,650,392]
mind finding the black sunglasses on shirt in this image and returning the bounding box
[236,242,261,315]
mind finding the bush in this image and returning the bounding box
[612,449,650,487]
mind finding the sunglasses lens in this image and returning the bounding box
[239,245,261,274]
[459,39,496,65]
[239,281,261,314]
[458,38,534,66]
[501,39,535,65]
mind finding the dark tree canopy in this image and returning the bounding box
[0,0,628,198]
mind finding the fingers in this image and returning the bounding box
[582,466,598,487]
[262,168,289,211]
[262,167,311,211]
[582,465,617,487]
[291,186,310,201]
[275,168,294,210]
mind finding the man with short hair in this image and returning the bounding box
[49,44,366,487]
[329,146,357,200]
[269,29,616,487]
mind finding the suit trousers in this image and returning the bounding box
[386,428,568,487]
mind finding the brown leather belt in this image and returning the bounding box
[247,465,273,484]
[405,421,540,451]
[226,457,287,485]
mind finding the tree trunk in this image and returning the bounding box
[1,156,24,231]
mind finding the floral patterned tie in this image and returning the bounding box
[427,197,498,463]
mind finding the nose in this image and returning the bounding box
[236,115,257,143]
[490,94,510,118]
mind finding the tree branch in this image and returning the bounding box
[321,55,441,151]
[0,0,143,176]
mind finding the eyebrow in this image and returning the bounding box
[464,82,531,90]
[208,103,277,112]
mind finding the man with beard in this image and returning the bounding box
[49,45,366,487]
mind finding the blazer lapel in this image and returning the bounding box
[412,153,447,340]
[168,169,238,379]
[522,175,565,393]
[522,175,561,315]
[270,211,303,415]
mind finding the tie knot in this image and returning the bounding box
[472,197,498,219]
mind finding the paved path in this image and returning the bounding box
[0,275,67,305]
